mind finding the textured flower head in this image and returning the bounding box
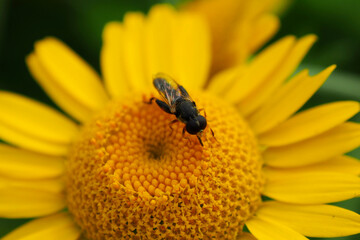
[1,2,360,240]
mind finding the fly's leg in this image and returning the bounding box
[144,96,156,104]
[209,127,220,146]
[145,97,172,114]
[196,135,204,146]
[182,127,192,147]
[210,128,215,138]
[155,99,172,114]
[198,108,206,118]
[198,108,217,145]
[182,127,204,147]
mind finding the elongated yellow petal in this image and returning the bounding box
[101,22,131,98]
[184,0,246,73]
[257,201,360,237]
[294,155,360,175]
[264,155,360,177]
[246,216,309,240]
[0,92,73,155]
[122,12,148,91]
[145,5,211,90]
[249,65,336,134]
[206,66,241,96]
[0,144,64,179]
[263,171,360,204]
[229,13,280,67]
[248,14,279,53]
[185,0,280,74]
[264,122,360,167]
[26,54,93,122]
[173,12,210,89]
[145,5,177,80]
[259,101,360,146]
[2,212,80,240]
[34,37,109,112]
[108,5,211,93]
[0,91,78,144]
[0,178,65,218]
[0,176,64,194]
[224,36,296,103]
[0,122,69,156]
[239,35,317,115]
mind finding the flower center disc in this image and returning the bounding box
[66,92,264,240]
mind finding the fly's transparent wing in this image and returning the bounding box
[153,73,183,111]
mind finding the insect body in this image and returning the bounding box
[148,73,208,146]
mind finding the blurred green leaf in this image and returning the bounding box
[278,0,360,75]
[68,0,166,56]
[306,65,360,102]
[0,0,9,55]
[0,218,30,238]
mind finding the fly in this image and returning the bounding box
[147,73,213,146]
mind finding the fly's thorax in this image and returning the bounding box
[175,98,198,122]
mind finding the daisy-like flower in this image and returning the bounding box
[1,4,360,240]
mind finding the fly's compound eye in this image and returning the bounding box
[186,115,207,135]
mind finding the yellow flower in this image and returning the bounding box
[1,4,360,240]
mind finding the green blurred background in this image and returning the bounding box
[0,0,359,239]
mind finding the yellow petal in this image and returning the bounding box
[263,155,360,177]
[229,13,279,66]
[0,122,69,156]
[26,53,93,122]
[248,14,280,53]
[239,35,317,116]
[184,0,246,73]
[246,216,309,240]
[144,5,211,90]
[297,155,360,175]
[2,212,80,240]
[257,201,360,237]
[145,5,177,81]
[0,176,64,194]
[0,91,78,144]
[185,0,280,73]
[263,171,360,204]
[224,36,296,103]
[0,144,64,179]
[0,92,75,155]
[34,37,109,112]
[207,65,247,96]
[259,101,360,146]
[264,122,360,167]
[173,12,211,89]
[108,5,211,93]
[122,12,148,91]
[0,178,65,218]
[101,22,131,98]
[249,65,336,134]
